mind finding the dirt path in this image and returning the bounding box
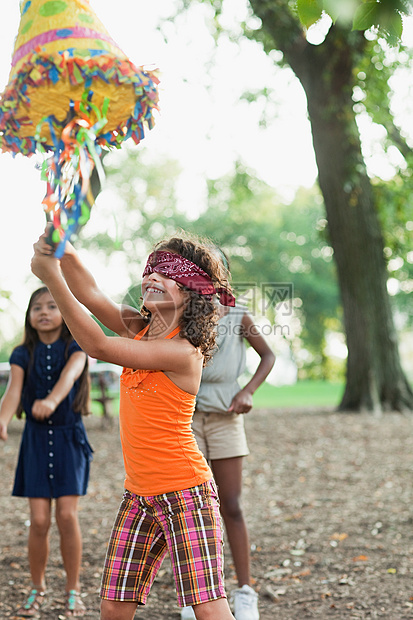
[2,409,413,619]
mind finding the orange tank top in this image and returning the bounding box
[119,325,212,496]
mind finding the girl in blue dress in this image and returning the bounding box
[0,287,92,618]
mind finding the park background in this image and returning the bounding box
[0,0,413,412]
[1,2,413,618]
[0,0,412,412]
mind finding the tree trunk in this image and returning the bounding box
[250,1,413,412]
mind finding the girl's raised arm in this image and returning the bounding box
[36,232,144,337]
[0,365,25,441]
[31,246,198,377]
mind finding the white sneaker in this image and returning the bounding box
[232,584,259,620]
[181,605,196,619]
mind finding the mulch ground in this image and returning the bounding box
[2,408,413,619]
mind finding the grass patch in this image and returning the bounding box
[252,380,344,409]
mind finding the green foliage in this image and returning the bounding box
[353,2,384,31]
[295,0,412,44]
[354,41,413,324]
[101,154,341,377]
[352,1,403,45]
[171,0,413,408]
[0,343,16,364]
[186,167,341,367]
[296,0,323,28]
[190,0,413,328]
[374,178,413,323]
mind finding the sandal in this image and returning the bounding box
[16,589,46,617]
[65,590,86,617]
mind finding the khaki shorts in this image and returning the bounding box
[192,410,249,461]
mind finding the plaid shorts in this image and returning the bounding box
[100,479,226,607]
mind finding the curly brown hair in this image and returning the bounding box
[142,233,232,365]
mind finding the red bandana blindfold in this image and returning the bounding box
[142,251,235,307]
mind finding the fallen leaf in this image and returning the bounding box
[295,569,311,577]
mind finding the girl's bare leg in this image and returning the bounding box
[211,457,251,587]
[100,599,138,620]
[194,597,235,619]
[28,497,51,589]
[55,495,82,592]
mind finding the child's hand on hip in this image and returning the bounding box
[228,388,253,414]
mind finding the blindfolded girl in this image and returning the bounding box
[31,231,236,620]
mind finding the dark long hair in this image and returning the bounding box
[15,287,90,417]
[142,233,232,366]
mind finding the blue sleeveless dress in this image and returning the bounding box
[10,339,93,498]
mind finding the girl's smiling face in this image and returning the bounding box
[142,272,187,314]
[29,290,63,340]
